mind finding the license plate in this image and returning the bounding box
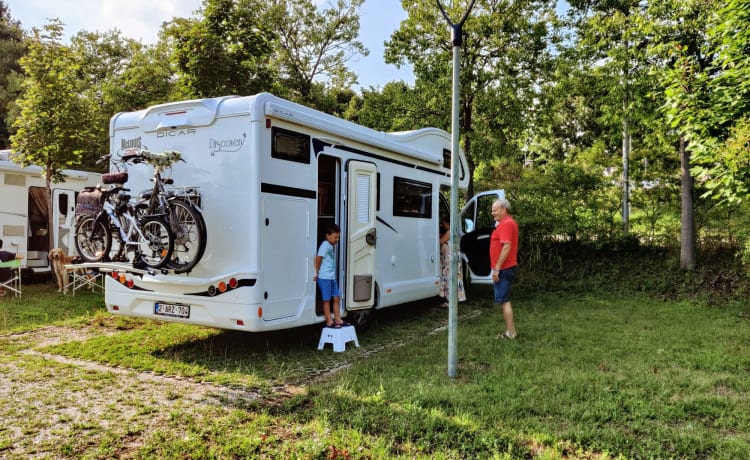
[154,302,190,318]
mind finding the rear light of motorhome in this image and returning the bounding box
[119,274,127,284]
[207,277,241,296]
[236,320,244,326]
[266,118,271,129]
[112,305,119,310]
[126,279,135,288]
[257,307,263,317]
[111,271,119,279]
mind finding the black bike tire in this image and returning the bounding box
[166,199,207,273]
[136,216,174,269]
[74,215,112,262]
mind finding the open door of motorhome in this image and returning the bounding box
[459,190,505,285]
[53,189,76,256]
[345,161,377,310]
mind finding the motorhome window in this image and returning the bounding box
[475,195,497,229]
[442,148,451,170]
[272,127,310,164]
[393,177,432,218]
[376,173,381,211]
[4,173,24,186]
[58,194,69,216]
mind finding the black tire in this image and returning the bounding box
[346,286,377,331]
[136,216,174,269]
[166,199,207,273]
[346,308,374,331]
[74,215,112,262]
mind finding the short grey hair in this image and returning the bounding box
[494,198,511,212]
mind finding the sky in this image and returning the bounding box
[6,0,415,91]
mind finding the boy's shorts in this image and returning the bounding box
[493,266,517,303]
[317,278,340,301]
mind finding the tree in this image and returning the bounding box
[10,21,96,248]
[70,30,176,167]
[167,0,368,109]
[645,0,718,270]
[268,0,367,107]
[689,0,750,205]
[166,0,277,98]
[385,0,558,198]
[0,1,25,148]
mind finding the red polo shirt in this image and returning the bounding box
[490,215,518,270]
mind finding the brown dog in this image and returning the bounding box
[48,248,79,293]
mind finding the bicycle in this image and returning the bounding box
[74,168,175,269]
[126,150,207,273]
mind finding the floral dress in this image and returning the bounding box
[439,241,466,301]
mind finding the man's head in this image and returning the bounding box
[491,198,511,222]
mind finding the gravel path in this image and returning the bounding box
[0,308,482,458]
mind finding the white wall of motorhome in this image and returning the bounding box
[0,150,102,272]
[106,93,469,332]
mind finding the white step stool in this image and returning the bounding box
[318,325,359,352]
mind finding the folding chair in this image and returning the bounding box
[65,264,104,295]
[0,258,22,298]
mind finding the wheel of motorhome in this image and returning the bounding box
[74,216,112,262]
[135,216,174,268]
[166,198,206,273]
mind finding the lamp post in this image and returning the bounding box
[436,0,475,378]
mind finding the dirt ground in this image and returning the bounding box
[0,324,301,459]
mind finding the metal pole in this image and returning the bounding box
[437,0,475,379]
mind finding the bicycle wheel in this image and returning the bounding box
[166,199,207,273]
[74,215,112,262]
[136,216,174,269]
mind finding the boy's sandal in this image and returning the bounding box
[325,321,334,328]
[496,331,516,340]
[334,321,350,328]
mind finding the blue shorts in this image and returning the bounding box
[317,278,340,301]
[493,266,517,303]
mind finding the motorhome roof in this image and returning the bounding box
[111,93,451,165]
[0,149,94,181]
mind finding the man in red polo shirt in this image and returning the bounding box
[490,198,519,339]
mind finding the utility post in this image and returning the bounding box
[437,0,475,378]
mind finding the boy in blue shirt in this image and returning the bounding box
[313,223,346,327]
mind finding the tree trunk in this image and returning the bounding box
[679,134,696,270]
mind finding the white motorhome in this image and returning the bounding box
[105,93,501,331]
[0,150,102,273]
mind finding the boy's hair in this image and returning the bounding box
[325,223,341,235]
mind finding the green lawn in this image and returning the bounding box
[2,282,749,458]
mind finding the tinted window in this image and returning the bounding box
[272,127,310,164]
[393,177,432,218]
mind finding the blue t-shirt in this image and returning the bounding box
[317,240,336,280]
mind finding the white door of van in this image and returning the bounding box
[345,161,377,310]
[458,189,505,285]
[53,189,76,256]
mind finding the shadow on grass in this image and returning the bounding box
[42,296,467,386]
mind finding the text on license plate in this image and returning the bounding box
[154,302,190,318]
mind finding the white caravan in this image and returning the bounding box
[0,150,102,273]
[105,93,501,331]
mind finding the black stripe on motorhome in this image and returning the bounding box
[261,183,316,199]
[313,139,450,179]
[377,216,398,233]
